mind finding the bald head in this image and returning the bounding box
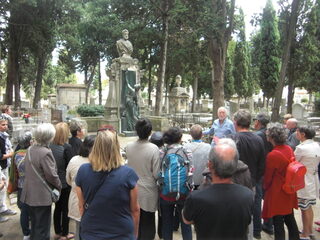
[286,118,298,130]
[209,138,238,179]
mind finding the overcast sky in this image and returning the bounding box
[236,0,279,37]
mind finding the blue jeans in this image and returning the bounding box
[17,188,30,236]
[253,181,262,235]
[160,198,192,240]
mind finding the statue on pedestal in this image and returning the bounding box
[116,29,133,58]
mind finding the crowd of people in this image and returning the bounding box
[0,105,319,240]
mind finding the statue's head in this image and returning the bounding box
[122,29,129,40]
[175,75,182,87]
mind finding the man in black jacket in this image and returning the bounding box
[253,113,274,235]
[232,110,265,239]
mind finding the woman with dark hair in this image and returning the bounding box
[160,127,193,240]
[262,123,299,240]
[125,118,160,240]
[11,132,32,240]
[295,126,320,238]
[50,122,74,240]
[66,135,95,240]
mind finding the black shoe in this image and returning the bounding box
[0,233,3,238]
[262,224,274,235]
[253,232,261,239]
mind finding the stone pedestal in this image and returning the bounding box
[148,116,170,131]
[105,57,144,133]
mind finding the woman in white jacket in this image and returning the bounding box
[295,126,320,239]
[66,136,95,240]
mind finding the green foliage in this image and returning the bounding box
[294,1,320,93]
[259,0,281,99]
[233,8,250,99]
[224,41,235,100]
[76,104,104,117]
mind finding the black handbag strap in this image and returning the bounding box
[84,170,111,210]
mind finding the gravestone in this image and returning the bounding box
[104,29,144,133]
[168,75,190,114]
[229,101,239,117]
[292,103,305,120]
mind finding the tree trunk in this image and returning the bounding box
[210,46,226,118]
[85,64,97,104]
[191,74,198,113]
[208,0,235,119]
[5,48,16,105]
[147,55,153,107]
[287,58,295,114]
[14,72,21,109]
[271,0,301,121]
[98,57,102,105]
[33,53,46,109]
[154,0,169,116]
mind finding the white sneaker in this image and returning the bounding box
[23,235,30,240]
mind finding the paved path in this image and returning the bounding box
[2,134,320,239]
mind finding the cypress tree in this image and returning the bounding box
[259,0,281,101]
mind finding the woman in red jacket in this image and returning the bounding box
[262,123,299,240]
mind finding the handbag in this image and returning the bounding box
[7,151,23,194]
[27,147,60,202]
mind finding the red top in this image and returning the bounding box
[262,144,298,219]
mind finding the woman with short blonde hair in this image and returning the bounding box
[52,122,70,146]
[76,129,140,240]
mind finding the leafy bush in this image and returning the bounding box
[301,98,308,103]
[76,104,104,117]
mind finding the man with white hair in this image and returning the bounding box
[203,106,235,145]
[286,118,300,150]
[182,138,254,239]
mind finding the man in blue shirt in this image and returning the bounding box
[203,106,235,145]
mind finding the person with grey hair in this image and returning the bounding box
[286,118,300,150]
[262,123,299,240]
[232,109,265,239]
[203,106,235,146]
[184,124,211,190]
[21,123,62,240]
[183,138,254,240]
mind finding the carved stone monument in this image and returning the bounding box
[104,29,144,133]
[168,75,190,113]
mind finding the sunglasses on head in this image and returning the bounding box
[97,127,117,134]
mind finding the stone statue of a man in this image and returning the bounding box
[116,29,133,58]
